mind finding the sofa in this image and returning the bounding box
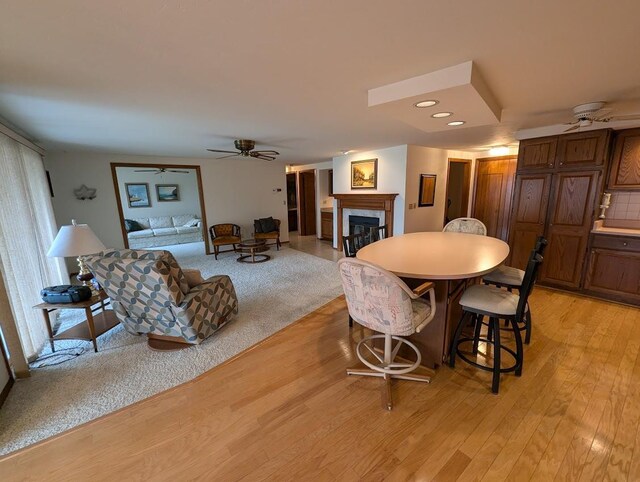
[125,214,203,249]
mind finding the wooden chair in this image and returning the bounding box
[342,232,367,258]
[483,236,547,343]
[209,223,241,259]
[449,252,543,393]
[338,257,436,410]
[443,217,487,236]
[369,224,388,242]
[254,218,281,250]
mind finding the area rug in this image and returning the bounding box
[0,244,342,455]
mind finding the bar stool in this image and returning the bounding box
[483,236,547,343]
[449,253,543,393]
[443,217,487,236]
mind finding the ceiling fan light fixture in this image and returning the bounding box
[414,100,438,108]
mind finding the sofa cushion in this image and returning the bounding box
[184,218,200,227]
[131,217,151,229]
[127,228,154,239]
[152,227,178,236]
[124,219,144,233]
[149,216,173,229]
[172,214,198,227]
[175,226,200,234]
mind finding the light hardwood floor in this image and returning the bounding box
[1,288,639,481]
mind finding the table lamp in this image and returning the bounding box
[47,219,106,293]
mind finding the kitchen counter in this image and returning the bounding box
[591,220,640,238]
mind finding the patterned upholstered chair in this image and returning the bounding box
[209,223,242,259]
[443,217,487,236]
[338,257,436,410]
[85,249,238,350]
[254,218,281,250]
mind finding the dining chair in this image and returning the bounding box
[338,257,436,410]
[443,217,487,236]
[449,252,543,393]
[369,224,388,242]
[483,236,547,343]
[342,232,367,258]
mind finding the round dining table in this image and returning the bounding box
[355,232,510,368]
[356,232,510,279]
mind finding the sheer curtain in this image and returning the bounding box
[0,132,67,362]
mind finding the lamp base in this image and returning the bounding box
[76,256,100,296]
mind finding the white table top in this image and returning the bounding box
[356,232,510,280]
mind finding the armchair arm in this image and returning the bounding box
[412,280,435,298]
[176,275,239,325]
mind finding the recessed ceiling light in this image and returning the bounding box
[414,100,438,108]
[447,121,465,126]
[432,112,452,118]
[489,146,509,155]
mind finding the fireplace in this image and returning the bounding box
[349,215,380,238]
[333,193,398,251]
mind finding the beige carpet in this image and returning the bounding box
[0,243,342,455]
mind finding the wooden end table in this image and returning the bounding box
[33,291,119,353]
[236,238,270,263]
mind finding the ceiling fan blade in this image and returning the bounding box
[216,153,240,159]
[250,152,275,161]
[168,170,190,173]
[563,120,580,126]
[134,169,159,172]
[252,150,280,155]
[207,149,239,154]
[564,124,580,132]
[609,114,640,121]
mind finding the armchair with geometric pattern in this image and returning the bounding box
[85,249,238,350]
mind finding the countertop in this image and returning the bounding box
[591,220,640,238]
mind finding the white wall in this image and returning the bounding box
[44,151,289,268]
[332,145,408,247]
[116,167,201,220]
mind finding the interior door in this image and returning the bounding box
[472,156,517,241]
[298,171,317,236]
[539,171,600,288]
[507,173,552,270]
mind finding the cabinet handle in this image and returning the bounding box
[623,242,628,246]
[559,162,564,165]
[548,163,553,167]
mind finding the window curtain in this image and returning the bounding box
[0,132,67,362]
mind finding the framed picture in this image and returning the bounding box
[351,159,378,189]
[156,184,180,202]
[418,174,436,207]
[125,183,151,208]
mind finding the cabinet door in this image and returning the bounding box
[585,248,640,304]
[556,129,610,169]
[508,173,552,270]
[539,171,600,288]
[320,212,333,240]
[608,128,640,189]
[517,136,558,171]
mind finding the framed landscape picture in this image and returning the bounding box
[125,183,151,208]
[351,158,378,189]
[418,174,436,207]
[156,184,180,202]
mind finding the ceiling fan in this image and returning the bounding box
[564,101,640,132]
[206,139,280,161]
[133,167,190,174]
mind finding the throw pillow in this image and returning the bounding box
[182,269,205,288]
[124,219,143,233]
[259,217,277,233]
[183,218,200,227]
[254,219,263,233]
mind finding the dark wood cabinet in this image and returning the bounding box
[508,173,552,270]
[608,128,640,190]
[555,130,610,170]
[585,235,640,304]
[538,171,600,288]
[518,136,558,171]
[320,211,333,241]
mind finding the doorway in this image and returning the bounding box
[471,156,517,241]
[298,170,317,236]
[111,163,210,255]
[444,158,472,225]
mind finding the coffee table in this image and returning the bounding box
[236,238,270,263]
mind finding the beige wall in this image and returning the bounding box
[45,151,289,268]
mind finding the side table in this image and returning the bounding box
[33,291,119,353]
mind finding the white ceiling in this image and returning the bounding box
[1,0,640,163]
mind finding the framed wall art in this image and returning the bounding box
[125,183,151,208]
[351,158,378,189]
[418,174,436,207]
[156,184,180,202]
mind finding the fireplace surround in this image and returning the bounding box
[333,193,398,250]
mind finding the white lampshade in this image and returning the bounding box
[47,220,106,258]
